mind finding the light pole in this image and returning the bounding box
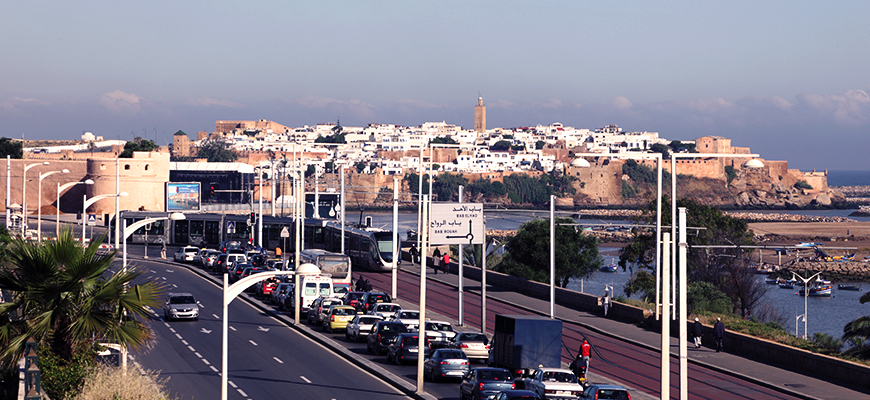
[123,212,186,268]
[22,161,50,235]
[38,168,69,241]
[792,271,822,340]
[57,179,94,239]
[83,192,128,242]
[254,165,267,248]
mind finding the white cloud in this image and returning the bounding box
[0,97,50,112]
[188,97,244,108]
[282,96,377,120]
[611,96,633,110]
[99,90,143,114]
[796,89,870,125]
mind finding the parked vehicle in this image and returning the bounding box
[174,246,200,263]
[424,320,457,348]
[203,250,222,268]
[389,309,421,330]
[214,254,229,273]
[229,263,254,282]
[225,254,248,273]
[366,321,408,355]
[290,274,334,317]
[490,315,563,380]
[459,368,515,400]
[523,368,584,400]
[322,305,357,333]
[255,275,280,298]
[346,314,383,342]
[449,332,490,363]
[579,384,631,400]
[387,332,430,365]
[163,293,199,321]
[423,348,470,382]
[342,291,366,309]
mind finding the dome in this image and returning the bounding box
[363,145,376,151]
[570,158,591,168]
[742,159,764,169]
[296,263,321,275]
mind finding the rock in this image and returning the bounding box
[813,194,832,206]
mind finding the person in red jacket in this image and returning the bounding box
[442,252,450,274]
[580,339,591,376]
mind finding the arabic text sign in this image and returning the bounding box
[429,203,484,245]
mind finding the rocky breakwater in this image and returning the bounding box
[725,211,856,223]
[790,261,870,281]
[849,205,870,217]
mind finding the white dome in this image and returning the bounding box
[363,145,376,151]
[296,263,321,275]
[742,159,764,169]
[570,158,591,167]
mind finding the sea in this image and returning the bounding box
[827,170,870,187]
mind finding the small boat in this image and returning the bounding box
[600,264,618,273]
[765,278,778,285]
[797,284,833,297]
[838,284,862,291]
[779,282,794,289]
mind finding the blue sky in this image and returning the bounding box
[2,1,869,170]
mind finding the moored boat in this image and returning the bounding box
[600,263,618,272]
[838,283,862,291]
[797,284,833,297]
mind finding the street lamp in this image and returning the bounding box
[83,192,128,242]
[37,168,69,241]
[57,179,94,239]
[22,161,50,235]
[791,271,822,340]
[123,212,186,268]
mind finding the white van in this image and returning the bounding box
[292,274,333,314]
[225,254,248,273]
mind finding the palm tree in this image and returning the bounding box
[0,229,162,369]
[843,292,870,358]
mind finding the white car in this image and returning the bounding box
[369,302,402,319]
[523,368,585,400]
[346,314,383,342]
[389,309,421,331]
[174,246,200,263]
[193,248,216,266]
[423,320,456,348]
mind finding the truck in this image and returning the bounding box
[490,314,563,387]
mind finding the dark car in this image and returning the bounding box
[460,368,515,400]
[343,291,366,309]
[219,240,242,253]
[424,349,470,382]
[493,390,541,400]
[213,254,228,273]
[230,263,254,282]
[366,321,408,355]
[387,333,431,365]
[359,292,392,313]
[579,384,631,400]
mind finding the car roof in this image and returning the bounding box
[427,320,451,325]
[168,292,194,297]
[537,368,573,373]
[586,384,628,390]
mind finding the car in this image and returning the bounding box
[389,309,421,330]
[387,332,430,365]
[424,348,470,382]
[203,250,222,268]
[255,274,280,297]
[225,254,248,274]
[522,368,584,400]
[459,367,515,400]
[493,390,542,400]
[308,297,343,325]
[359,292,392,313]
[239,267,265,285]
[218,240,242,253]
[369,302,402,319]
[163,293,199,321]
[579,384,631,400]
[366,321,409,355]
[272,282,292,306]
[449,332,491,362]
[213,253,229,273]
[174,246,200,263]
[322,305,357,333]
[229,262,254,282]
[424,320,457,348]
[342,291,366,309]
[193,248,216,266]
[346,314,383,342]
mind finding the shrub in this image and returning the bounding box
[724,165,737,184]
[622,181,638,198]
[38,345,96,400]
[74,364,176,400]
[794,180,813,190]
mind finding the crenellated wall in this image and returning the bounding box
[85,152,170,214]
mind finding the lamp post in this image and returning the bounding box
[37,168,69,241]
[83,192,128,243]
[57,179,94,239]
[791,271,822,340]
[22,161,50,235]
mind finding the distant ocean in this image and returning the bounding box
[826,170,870,186]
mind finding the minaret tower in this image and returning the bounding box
[474,96,486,134]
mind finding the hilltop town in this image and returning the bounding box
[2,98,843,217]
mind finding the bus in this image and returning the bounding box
[298,249,351,294]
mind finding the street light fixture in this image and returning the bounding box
[83,192,128,242]
[22,161,50,235]
[57,179,94,239]
[122,212,186,268]
[791,271,822,340]
[37,168,69,241]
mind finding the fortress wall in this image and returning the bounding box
[664,158,726,180]
[568,160,623,204]
[0,159,90,215]
[86,152,170,214]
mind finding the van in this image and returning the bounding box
[292,274,333,315]
[224,254,248,273]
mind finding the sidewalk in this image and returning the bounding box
[399,261,870,400]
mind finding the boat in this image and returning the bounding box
[600,262,618,273]
[765,278,778,285]
[797,284,833,297]
[778,281,794,289]
[838,283,862,291]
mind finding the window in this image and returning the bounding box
[144,164,150,170]
[125,164,131,170]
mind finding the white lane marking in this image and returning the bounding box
[212,314,220,319]
[249,340,258,346]
[229,326,236,331]
[181,340,188,345]
[237,389,248,397]
[194,352,202,358]
[161,277,167,280]
[228,381,237,388]
[202,358,210,365]
[175,333,183,339]
[163,322,170,327]
[150,269,156,273]
[210,366,218,372]
[300,376,311,383]
[165,269,174,273]
[258,326,270,332]
[187,345,196,352]
[172,284,177,288]
[200,328,212,334]
[169,328,176,333]
[273,357,283,364]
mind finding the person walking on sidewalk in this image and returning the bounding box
[692,317,703,348]
[409,243,419,265]
[602,289,611,317]
[714,318,725,352]
[432,248,442,274]
[442,252,450,274]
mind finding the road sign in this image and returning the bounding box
[227,221,236,234]
[87,214,97,226]
[280,227,290,238]
[429,203,485,245]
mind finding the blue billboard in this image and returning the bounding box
[166,182,201,211]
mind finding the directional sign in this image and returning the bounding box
[87,214,97,226]
[280,227,290,238]
[227,221,236,234]
[429,203,485,245]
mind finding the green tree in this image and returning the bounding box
[496,218,601,287]
[196,137,238,162]
[503,173,551,204]
[0,230,162,370]
[535,140,546,150]
[118,137,159,158]
[490,140,511,151]
[403,172,430,195]
[843,291,870,359]
[649,143,670,158]
[433,173,468,202]
[687,281,732,314]
[355,162,367,173]
[668,140,696,153]
[430,136,457,145]
[467,178,507,199]
[0,137,23,159]
[724,165,737,184]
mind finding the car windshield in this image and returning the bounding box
[381,323,407,333]
[428,323,453,331]
[170,296,195,305]
[359,317,380,324]
[460,333,487,342]
[543,372,578,383]
[348,292,365,301]
[376,304,396,312]
[368,294,389,302]
[332,308,353,315]
[318,283,331,296]
[438,351,465,359]
[477,370,512,381]
[400,311,419,319]
[594,389,629,400]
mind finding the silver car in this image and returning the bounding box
[424,349,470,382]
[346,314,383,342]
[163,293,199,321]
[450,332,490,362]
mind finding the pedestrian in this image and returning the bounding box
[355,275,365,292]
[160,240,167,260]
[432,248,442,274]
[602,289,611,317]
[409,243,419,265]
[692,317,703,348]
[442,252,450,274]
[275,246,282,257]
[714,317,725,352]
[580,339,591,376]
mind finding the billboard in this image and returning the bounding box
[429,203,485,245]
[166,182,201,211]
